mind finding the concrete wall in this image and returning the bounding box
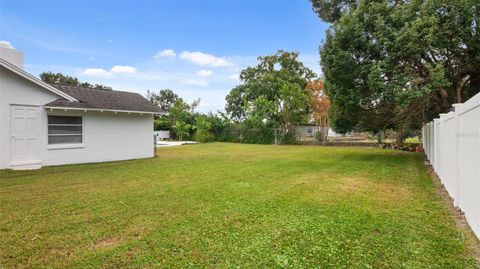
[1,66,154,169]
[423,92,480,239]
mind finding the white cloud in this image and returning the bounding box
[228,73,240,80]
[0,40,15,49]
[196,69,213,77]
[185,79,208,87]
[110,65,137,74]
[154,49,176,60]
[179,51,233,67]
[82,68,112,78]
[88,56,96,61]
[82,65,136,77]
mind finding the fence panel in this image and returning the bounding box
[423,92,480,239]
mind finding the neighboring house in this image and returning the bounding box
[0,46,161,169]
[295,124,338,139]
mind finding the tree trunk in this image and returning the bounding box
[454,78,463,104]
[396,131,405,148]
[377,132,383,144]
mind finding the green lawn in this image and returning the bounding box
[0,143,477,268]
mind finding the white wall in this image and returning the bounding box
[1,66,154,169]
[154,130,170,141]
[423,92,480,239]
[43,111,154,166]
[0,67,59,168]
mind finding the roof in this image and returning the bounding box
[0,58,77,102]
[45,84,162,114]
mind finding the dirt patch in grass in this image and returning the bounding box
[426,164,480,265]
[92,237,122,250]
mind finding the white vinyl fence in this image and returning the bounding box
[422,92,480,239]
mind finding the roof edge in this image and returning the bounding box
[44,106,163,115]
[0,58,78,102]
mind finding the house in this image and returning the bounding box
[0,45,161,169]
[294,124,338,140]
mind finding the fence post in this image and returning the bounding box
[440,113,449,181]
[433,118,439,172]
[452,103,462,207]
[274,128,278,145]
[431,121,435,164]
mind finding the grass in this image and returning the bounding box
[0,143,478,268]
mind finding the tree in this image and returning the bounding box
[147,88,200,134]
[225,50,316,139]
[310,0,358,23]
[306,80,330,141]
[204,112,237,142]
[40,72,111,90]
[147,89,180,114]
[315,0,480,139]
[192,116,213,143]
[172,120,191,141]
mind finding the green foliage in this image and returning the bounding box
[39,71,111,90]
[1,144,477,268]
[310,0,358,23]
[172,120,191,141]
[405,137,420,144]
[147,89,180,114]
[239,117,275,144]
[154,118,171,131]
[225,50,316,134]
[316,0,480,135]
[149,89,200,140]
[193,116,214,143]
[204,112,238,142]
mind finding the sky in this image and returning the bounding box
[0,0,329,113]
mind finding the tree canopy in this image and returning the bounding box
[314,0,480,135]
[307,80,330,140]
[147,89,180,114]
[310,0,358,23]
[225,50,317,133]
[39,72,111,90]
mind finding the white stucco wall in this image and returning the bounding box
[42,111,154,167]
[0,66,154,169]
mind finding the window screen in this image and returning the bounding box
[48,116,83,144]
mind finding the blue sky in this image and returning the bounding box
[1,0,329,112]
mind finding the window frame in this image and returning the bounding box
[47,114,85,150]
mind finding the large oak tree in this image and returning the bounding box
[312,0,480,137]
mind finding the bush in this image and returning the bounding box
[195,130,214,143]
[405,137,420,144]
[241,128,275,144]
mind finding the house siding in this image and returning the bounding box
[0,66,154,169]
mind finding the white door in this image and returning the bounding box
[10,105,41,166]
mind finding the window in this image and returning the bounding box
[308,128,312,134]
[48,116,83,144]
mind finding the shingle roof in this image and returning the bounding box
[45,84,162,113]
